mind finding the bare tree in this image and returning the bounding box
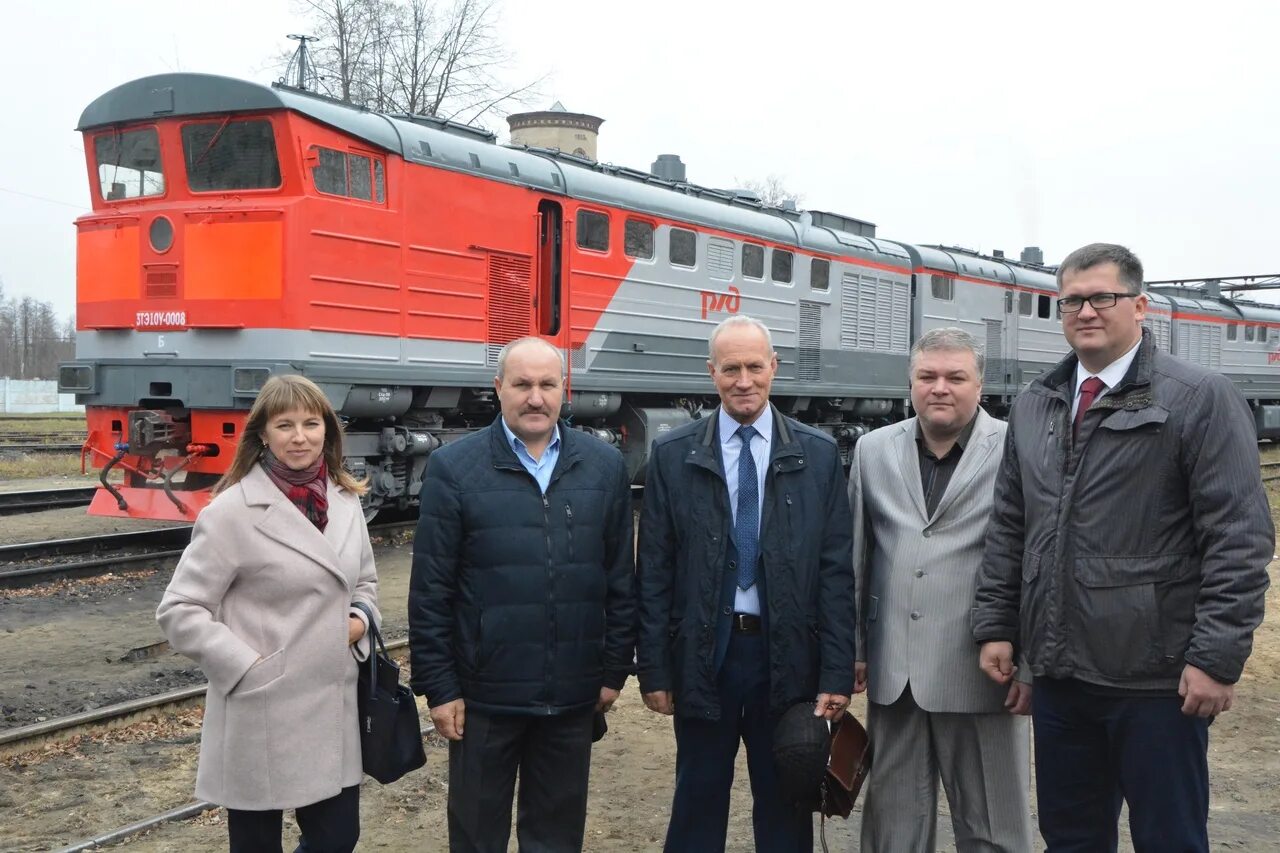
[296,0,383,103]
[736,175,805,209]
[286,0,542,127]
[0,280,76,379]
[0,279,14,378]
[17,297,34,379]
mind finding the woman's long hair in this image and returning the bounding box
[215,374,368,496]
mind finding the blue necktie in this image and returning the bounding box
[735,424,759,590]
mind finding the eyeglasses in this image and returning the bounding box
[1056,292,1140,313]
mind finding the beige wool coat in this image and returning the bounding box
[156,465,379,810]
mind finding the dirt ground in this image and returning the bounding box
[1,490,1279,850]
[0,521,411,731]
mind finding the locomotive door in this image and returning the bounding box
[536,200,564,338]
[1003,289,1020,392]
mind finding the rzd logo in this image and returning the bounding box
[700,286,741,320]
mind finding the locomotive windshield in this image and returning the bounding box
[181,118,282,192]
[94,127,165,200]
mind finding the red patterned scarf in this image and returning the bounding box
[260,449,330,531]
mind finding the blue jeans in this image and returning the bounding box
[1032,677,1210,853]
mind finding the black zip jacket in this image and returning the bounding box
[973,329,1272,689]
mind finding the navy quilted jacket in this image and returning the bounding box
[409,417,635,715]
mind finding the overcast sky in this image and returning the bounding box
[2,0,1277,321]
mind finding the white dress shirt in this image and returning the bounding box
[1071,338,1141,420]
[718,405,771,616]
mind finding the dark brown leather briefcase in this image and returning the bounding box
[822,713,872,818]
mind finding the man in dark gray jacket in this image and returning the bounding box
[972,243,1273,852]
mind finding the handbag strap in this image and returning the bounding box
[351,601,387,701]
[351,600,385,653]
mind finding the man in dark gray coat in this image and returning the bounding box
[973,243,1273,852]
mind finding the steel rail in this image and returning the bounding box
[0,442,84,453]
[0,486,97,515]
[14,639,422,853]
[55,802,220,853]
[0,548,188,588]
[0,432,84,443]
[0,526,193,564]
[0,519,415,588]
[0,637,411,751]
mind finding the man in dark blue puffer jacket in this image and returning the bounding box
[409,336,635,853]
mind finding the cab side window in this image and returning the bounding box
[311,146,385,202]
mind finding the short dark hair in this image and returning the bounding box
[1056,243,1144,294]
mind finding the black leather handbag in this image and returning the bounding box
[352,603,427,784]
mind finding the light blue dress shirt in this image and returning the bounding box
[500,419,561,494]
[718,406,771,616]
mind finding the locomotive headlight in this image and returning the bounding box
[149,216,174,253]
[233,367,270,394]
[58,364,95,392]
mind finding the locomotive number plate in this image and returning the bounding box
[135,311,188,329]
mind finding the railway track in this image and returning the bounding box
[0,637,422,853]
[0,431,84,443]
[0,519,415,589]
[0,442,84,454]
[0,485,96,515]
[0,526,193,588]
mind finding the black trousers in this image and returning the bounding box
[447,706,595,853]
[1033,677,1211,852]
[226,784,360,853]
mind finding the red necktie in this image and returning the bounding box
[1073,376,1106,439]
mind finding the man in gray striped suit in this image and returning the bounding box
[849,327,1032,852]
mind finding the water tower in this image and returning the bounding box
[507,102,604,160]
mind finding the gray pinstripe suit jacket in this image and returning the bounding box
[850,408,1014,713]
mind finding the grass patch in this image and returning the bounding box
[0,417,84,437]
[0,453,98,481]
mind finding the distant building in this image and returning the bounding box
[507,102,604,160]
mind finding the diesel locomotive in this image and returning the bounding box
[60,73,1280,519]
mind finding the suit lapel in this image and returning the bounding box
[242,466,350,589]
[893,419,929,522]
[928,409,999,523]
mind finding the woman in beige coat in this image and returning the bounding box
[157,375,379,853]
